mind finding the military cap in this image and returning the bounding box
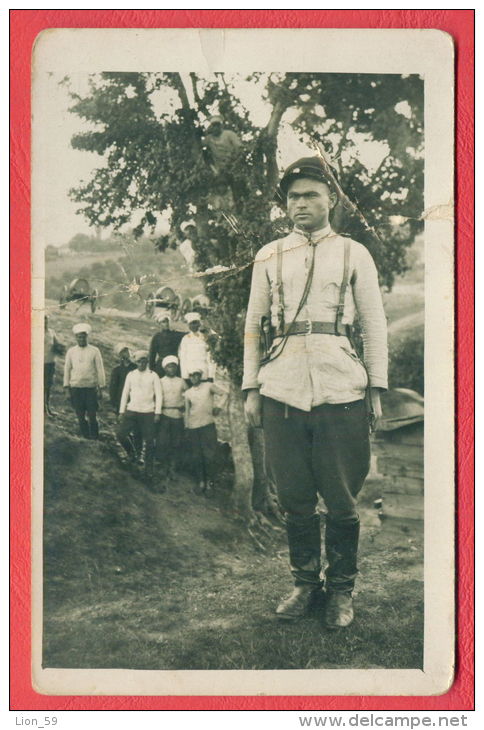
[185,311,202,324]
[114,342,130,357]
[72,322,92,335]
[133,350,149,362]
[162,355,179,369]
[276,156,340,204]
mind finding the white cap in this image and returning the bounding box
[180,219,196,234]
[185,311,201,324]
[72,322,92,335]
[155,310,171,323]
[162,355,178,369]
[189,367,204,376]
[133,350,149,362]
[114,343,130,357]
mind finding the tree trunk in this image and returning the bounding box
[227,381,254,520]
[248,426,270,511]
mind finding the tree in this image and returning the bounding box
[68,232,93,252]
[67,71,424,521]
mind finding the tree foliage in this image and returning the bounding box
[68,71,424,383]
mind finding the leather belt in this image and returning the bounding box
[283,320,351,337]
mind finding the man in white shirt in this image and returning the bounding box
[202,116,245,211]
[203,116,242,172]
[118,350,162,483]
[63,322,106,439]
[178,312,216,382]
[178,221,197,273]
[243,156,388,628]
[157,355,187,487]
[184,368,228,495]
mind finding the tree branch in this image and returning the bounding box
[263,99,288,191]
[170,72,191,112]
[190,73,209,117]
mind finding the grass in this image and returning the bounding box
[42,253,424,672]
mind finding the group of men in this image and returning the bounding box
[47,151,388,630]
[49,309,227,494]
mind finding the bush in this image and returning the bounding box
[388,327,424,395]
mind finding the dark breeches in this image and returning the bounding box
[186,423,218,483]
[262,397,370,521]
[262,397,370,590]
[117,411,156,472]
[69,387,99,439]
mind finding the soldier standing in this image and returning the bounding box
[243,157,388,628]
[63,322,106,440]
[148,312,184,378]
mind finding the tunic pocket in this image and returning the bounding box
[339,345,368,390]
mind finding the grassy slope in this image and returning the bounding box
[44,306,423,671]
[43,241,424,671]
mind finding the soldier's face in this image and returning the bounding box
[75,333,87,347]
[165,363,177,377]
[119,348,130,363]
[286,178,337,232]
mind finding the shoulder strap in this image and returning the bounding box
[335,238,351,335]
[275,238,285,334]
[276,237,284,306]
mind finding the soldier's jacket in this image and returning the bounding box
[242,225,388,412]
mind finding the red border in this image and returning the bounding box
[10,9,474,711]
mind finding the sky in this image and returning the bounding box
[35,73,388,248]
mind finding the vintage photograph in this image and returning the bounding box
[31,29,454,696]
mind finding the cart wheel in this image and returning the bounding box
[171,295,182,321]
[145,292,155,318]
[181,298,192,318]
[90,289,98,313]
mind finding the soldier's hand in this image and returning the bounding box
[154,414,161,424]
[244,389,262,428]
[369,387,383,431]
[64,386,70,399]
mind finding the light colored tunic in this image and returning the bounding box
[204,129,242,168]
[179,238,195,272]
[63,344,106,388]
[242,226,388,411]
[119,369,162,415]
[160,376,187,419]
[184,382,228,430]
[178,331,216,381]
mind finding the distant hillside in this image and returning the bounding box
[46,242,203,314]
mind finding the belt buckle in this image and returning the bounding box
[304,319,312,335]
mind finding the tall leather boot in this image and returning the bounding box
[276,513,322,620]
[324,515,360,628]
